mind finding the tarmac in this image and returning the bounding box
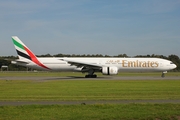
[1,76,180,81]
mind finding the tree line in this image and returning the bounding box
[0,54,180,71]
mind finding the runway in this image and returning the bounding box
[0,75,180,106]
[1,76,180,81]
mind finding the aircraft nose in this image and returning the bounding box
[173,64,177,69]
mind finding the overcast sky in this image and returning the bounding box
[1,0,180,57]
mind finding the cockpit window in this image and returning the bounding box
[170,62,174,64]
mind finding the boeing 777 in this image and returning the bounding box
[11,36,177,78]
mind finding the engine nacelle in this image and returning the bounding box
[102,66,118,75]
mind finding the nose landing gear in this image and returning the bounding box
[161,71,167,78]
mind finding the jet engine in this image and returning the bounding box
[102,66,118,75]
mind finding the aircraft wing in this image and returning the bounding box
[60,59,102,69]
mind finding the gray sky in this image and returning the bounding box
[1,0,180,57]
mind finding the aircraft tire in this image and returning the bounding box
[85,75,97,78]
[161,73,165,78]
[93,74,97,78]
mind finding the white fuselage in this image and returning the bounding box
[13,57,177,72]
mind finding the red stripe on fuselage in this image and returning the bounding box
[24,46,50,70]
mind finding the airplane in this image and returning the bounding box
[11,36,177,78]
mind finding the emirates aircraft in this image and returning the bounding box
[11,36,176,78]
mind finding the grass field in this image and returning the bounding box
[0,72,180,119]
[0,79,180,101]
[0,104,180,120]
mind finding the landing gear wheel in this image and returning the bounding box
[93,74,97,78]
[161,73,165,78]
[161,71,167,78]
[85,74,97,78]
[85,75,89,78]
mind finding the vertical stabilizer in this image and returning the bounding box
[12,36,50,69]
[12,36,35,60]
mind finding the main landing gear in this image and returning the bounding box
[85,74,97,78]
[85,69,97,78]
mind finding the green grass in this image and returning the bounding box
[0,80,180,101]
[0,72,180,119]
[0,104,180,120]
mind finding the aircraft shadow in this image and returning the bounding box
[42,76,112,80]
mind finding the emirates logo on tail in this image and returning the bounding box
[12,36,50,70]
